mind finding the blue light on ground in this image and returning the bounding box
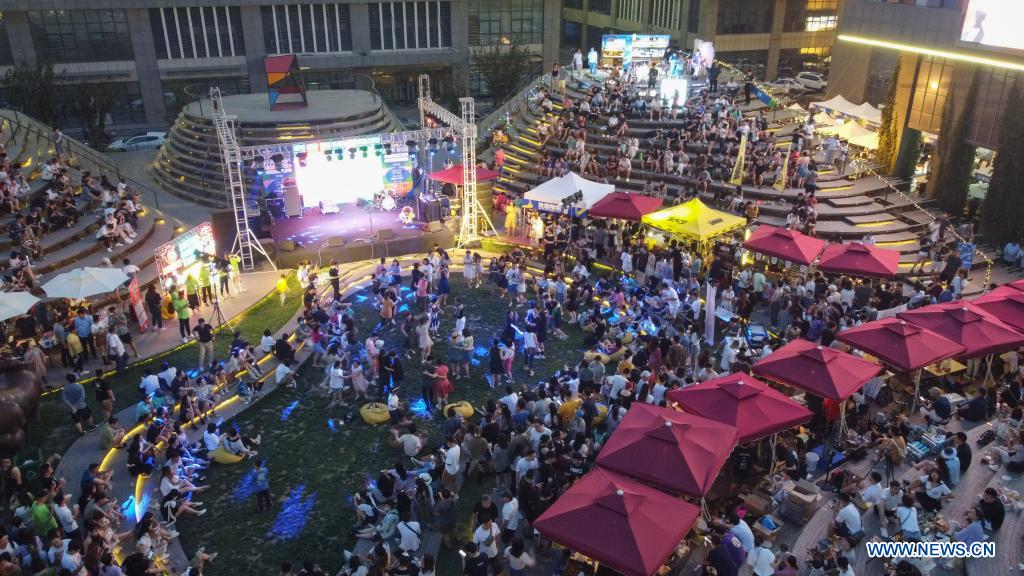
[398,304,410,313]
[409,398,432,419]
[400,286,411,292]
[640,319,658,335]
[268,485,318,540]
[232,469,259,503]
[186,369,200,378]
[474,346,489,358]
[121,496,136,517]
[471,358,481,367]
[355,295,369,303]
[280,400,300,421]
[328,419,337,432]
[135,493,150,521]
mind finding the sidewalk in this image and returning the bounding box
[43,270,281,387]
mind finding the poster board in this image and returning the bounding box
[154,222,217,289]
[600,34,671,68]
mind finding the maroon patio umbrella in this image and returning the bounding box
[743,225,827,266]
[897,301,1024,358]
[665,373,813,443]
[429,164,500,185]
[973,287,1024,333]
[587,191,664,221]
[533,468,700,576]
[752,339,882,400]
[595,403,737,497]
[1002,279,1024,293]
[836,318,967,372]
[817,242,901,278]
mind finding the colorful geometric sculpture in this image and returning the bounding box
[264,54,308,111]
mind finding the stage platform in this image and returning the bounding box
[270,207,456,268]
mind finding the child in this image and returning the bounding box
[237,379,253,403]
[254,459,272,512]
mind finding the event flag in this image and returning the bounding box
[774,144,791,192]
[729,133,747,186]
[704,280,716,345]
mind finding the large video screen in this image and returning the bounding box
[293,138,415,210]
[960,0,1024,52]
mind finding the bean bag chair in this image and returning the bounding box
[582,351,608,364]
[360,402,391,425]
[209,447,245,464]
[444,401,474,418]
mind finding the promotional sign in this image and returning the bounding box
[960,0,1024,52]
[600,34,671,68]
[128,276,150,331]
[154,222,217,289]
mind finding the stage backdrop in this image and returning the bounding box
[293,138,414,210]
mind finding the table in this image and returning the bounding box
[925,359,966,378]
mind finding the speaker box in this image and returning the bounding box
[326,235,346,247]
[278,239,296,252]
[425,221,444,233]
[375,229,396,241]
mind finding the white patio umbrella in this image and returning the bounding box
[42,267,130,299]
[0,291,40,322]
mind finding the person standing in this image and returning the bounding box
[572,49,583,78]
[198,264,214,306]
[229,252,244,294]
[276,273,289,306]
[145,285,163,332]
[194,318,215,369]
[173,291,192,342]
[105,330,128,374]
[73,308,97,360]
[61,373,93,435]
[588,47,598,75]
[254,459,272,512]
[329,260,340,302]
[52,127,65,161]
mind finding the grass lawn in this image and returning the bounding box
[27,273,305,459]
[177,277,588,576]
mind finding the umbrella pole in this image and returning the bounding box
[700,497,711,522]
[769,433,779,473]
[983,354,995,386]
[838,402,848,447]
[910,369,922,416]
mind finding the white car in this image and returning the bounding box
[795,71,828,91]
[767,78,805,95]
[108,131,167,152]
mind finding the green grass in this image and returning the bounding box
[27,273,305,459]
[177,277,587,576]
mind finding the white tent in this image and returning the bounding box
[812,111,837,127]
[851,102,883,125]
[524,172,614,213]
[815,120,879,150]
[811,95,858,116]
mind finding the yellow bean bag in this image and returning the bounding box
[621,333,635,345]
[558,399,608,425]
[444,401,474,418]
[209,447,245,464]
[360,402,391,425]
[583,351,608,364]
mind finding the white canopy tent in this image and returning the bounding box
[811,95,883,125]
[816,120,879,150]
[524,172,614,213]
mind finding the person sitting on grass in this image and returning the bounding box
[389,423,425,458]
[221,427,260,459]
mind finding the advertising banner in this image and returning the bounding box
[128,276,150,331]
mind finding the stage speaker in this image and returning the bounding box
[375,229,396,241]
[284,187,302,217]
[326,235,346,247]
[279,239,296,252]
[425,221,444,233]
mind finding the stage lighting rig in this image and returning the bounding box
[374,143,383,157]
[348,147,357,159]
[297,152,308,167]
[270,153,285,170]
[323,149,332,162]
[360,145,368,158]
[335,149,344,161]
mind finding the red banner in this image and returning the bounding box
[128,277,150,331]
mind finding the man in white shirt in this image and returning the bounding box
[526,421,551,452]
[500,493,520,540]
[157,362,177,387]
[726,513,754,552]
[514,450,539,485]
[859,471,884,508]
[203,423,221,452]
[275,360,295,388]
[833,493,863,540]
[442,436,461,490]
[500,387,519,414]
[396,517,422,553]
[138,369,161,396]
[877,481,904,538]
[746,537,776,576]
[106,331,127,373]
[472,517,501,560]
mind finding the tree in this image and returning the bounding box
[1,61,59,126]
[474,43,533,103]
[979,79,1024,244]
[69,83,117,149]
[932,70,979,217]
[875,63,900,174]
[894,128,922,181]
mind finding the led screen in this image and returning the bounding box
[960,0,1024,52]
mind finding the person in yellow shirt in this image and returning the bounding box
[66,331,85,375]
[276,274,289,306]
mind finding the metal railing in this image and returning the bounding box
[0,108,163,209]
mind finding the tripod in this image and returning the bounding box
[210,267,230,330]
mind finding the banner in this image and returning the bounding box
[704,281,716,345]
[753,85,778,107]
[774,144,791,192]
[128,277,150,331]
[730,133,747,186]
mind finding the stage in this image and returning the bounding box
[269,207,456,268]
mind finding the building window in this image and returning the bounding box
[564,0,584,9]
[586,25,605,52]
[590,0,613,16]
[369,1,451,51]
[162,77,249,122]
[303,69,356,91]
[687,0,700,33]
[718,50,769,77]
[261,4,352,54]
[562,20,582,49]
[468,0,543,46]
[716,0,774,35]
[778,46,831,77]
[616,0,644,23]
[0,13,12,65]
[970,67,1015,148]
[28,10,133,63]
[149,7,244,59]
[783,0,838,32]
[52,81,145,126]
[651,0,681,30]
[909,56,953,134]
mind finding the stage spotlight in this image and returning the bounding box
[297,152,308,167]
[254,155,265,169]
[428,138,438,147]
[335,149,344,161]
[383,143,393,155]
[359,145,368,158]
[271,153,285,170]
[348,147,357,159]
[405,139,417,149]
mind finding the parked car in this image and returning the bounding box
[766,77,805,95]
[795,71,828,91]
[107,131,167,152]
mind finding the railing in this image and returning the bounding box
[354,73,408,131]
[0,108,163,209]
[475,73,552,159]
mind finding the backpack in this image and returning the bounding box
[977,429,996,446]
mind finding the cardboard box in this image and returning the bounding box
[782,488,822,522]
[752,514,785,542]
[742,492,775,517]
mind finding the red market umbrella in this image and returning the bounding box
[743,225,827,266]
[1002,279,1024,293]
[533,468,700,576]
[665,373,813,443]
[817,242,900,278]
[753,339,882,401]
[836,318,967,372]
[897,301,1024,358]
[973,287,1024,333]
[588,191,664,221]
[595,403,737,497]
[429,164,500,185]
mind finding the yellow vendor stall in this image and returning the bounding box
[641,198,746,244]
